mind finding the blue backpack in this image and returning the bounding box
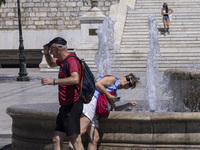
[63,55,95,104]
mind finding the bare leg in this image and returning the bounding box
[87,126,100,150]
[69,134,84,150]
[68,142,74,150]
[167,20,170,34]
[163,20,167,36]
[68,115,91,149]
[167,19,170,29]
[52,131,65,150]
[80,115,91,135]
[163,20,167,32]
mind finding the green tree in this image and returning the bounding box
[0,0,6,7]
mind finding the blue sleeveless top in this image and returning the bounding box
[93,75,120,99]
[163,8,168,16]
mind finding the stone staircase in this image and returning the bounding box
[78,0,200,73]
[117,0,200,72]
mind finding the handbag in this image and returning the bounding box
[96,90,116,117]
[169,14,173,21]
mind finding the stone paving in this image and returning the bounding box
[0,68,58,149]
[0,68,169,149]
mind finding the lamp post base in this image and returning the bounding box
[17,64,30,81]
[17,75,30,81]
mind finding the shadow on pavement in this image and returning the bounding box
[0,144,11,150]
[0,75,43,83]
[0,76,17,83]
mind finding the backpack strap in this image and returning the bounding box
[63,55,84,95]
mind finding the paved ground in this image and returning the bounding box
[0,68,169,149]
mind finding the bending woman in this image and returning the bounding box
[80,73,140,150]
[161,3,174,35]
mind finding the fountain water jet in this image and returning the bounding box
[146,16,161,112]
[95,16,115,78]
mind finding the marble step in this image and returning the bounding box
[89,63,200,72]
[114,48,200,53]
[85,60,200,68]
[128,8,200,13]
[89,63,200,73]
[124,27,200,31]
[135,5,200,9]
[122,38,200,42]
[114,53,200,58]
[136,2,200,5]
[125,20,200,25]
[136,0,200,2]
[121,44,200,48]
[84,52,200,61]
[115,0,200,72]
[123,30,200,35]
[121,40,200,45]
[87,61,200,67]
[122,34,200,38]
[119,47,200,51]
[88,59,200,65]
[126,15,200,20]
[120,47,200,51]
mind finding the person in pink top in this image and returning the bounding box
[41,37,84,150]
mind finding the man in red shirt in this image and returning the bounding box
[41,37,84,150]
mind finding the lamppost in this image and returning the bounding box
[16,0,30,81]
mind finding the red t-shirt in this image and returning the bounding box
[56,54,82,106]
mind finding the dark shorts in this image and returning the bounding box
[55,99,83,137]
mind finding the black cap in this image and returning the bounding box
[46,37,67,47]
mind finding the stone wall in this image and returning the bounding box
[0,0,120,67]
[0,0,119,30]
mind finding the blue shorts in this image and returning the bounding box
[163,16,169,21]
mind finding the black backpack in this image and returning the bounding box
[63,55,95,104]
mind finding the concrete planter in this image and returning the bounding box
[7,103,200,150]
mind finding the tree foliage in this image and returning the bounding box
[0,0,6,7]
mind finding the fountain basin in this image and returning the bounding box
[164,69,200,111]
[6,103,59,150]
[6,103,200,150]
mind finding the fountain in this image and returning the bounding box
[97,16,200,149]
[95,16,115,78]
[146,15,160,112]
[6,16,200,150]
[163,68,200,112]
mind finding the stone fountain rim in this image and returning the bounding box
[164,68,200,80]
[6,103,200,121]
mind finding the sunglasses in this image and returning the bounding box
[49,45,63,52]
[125,75,134,88]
